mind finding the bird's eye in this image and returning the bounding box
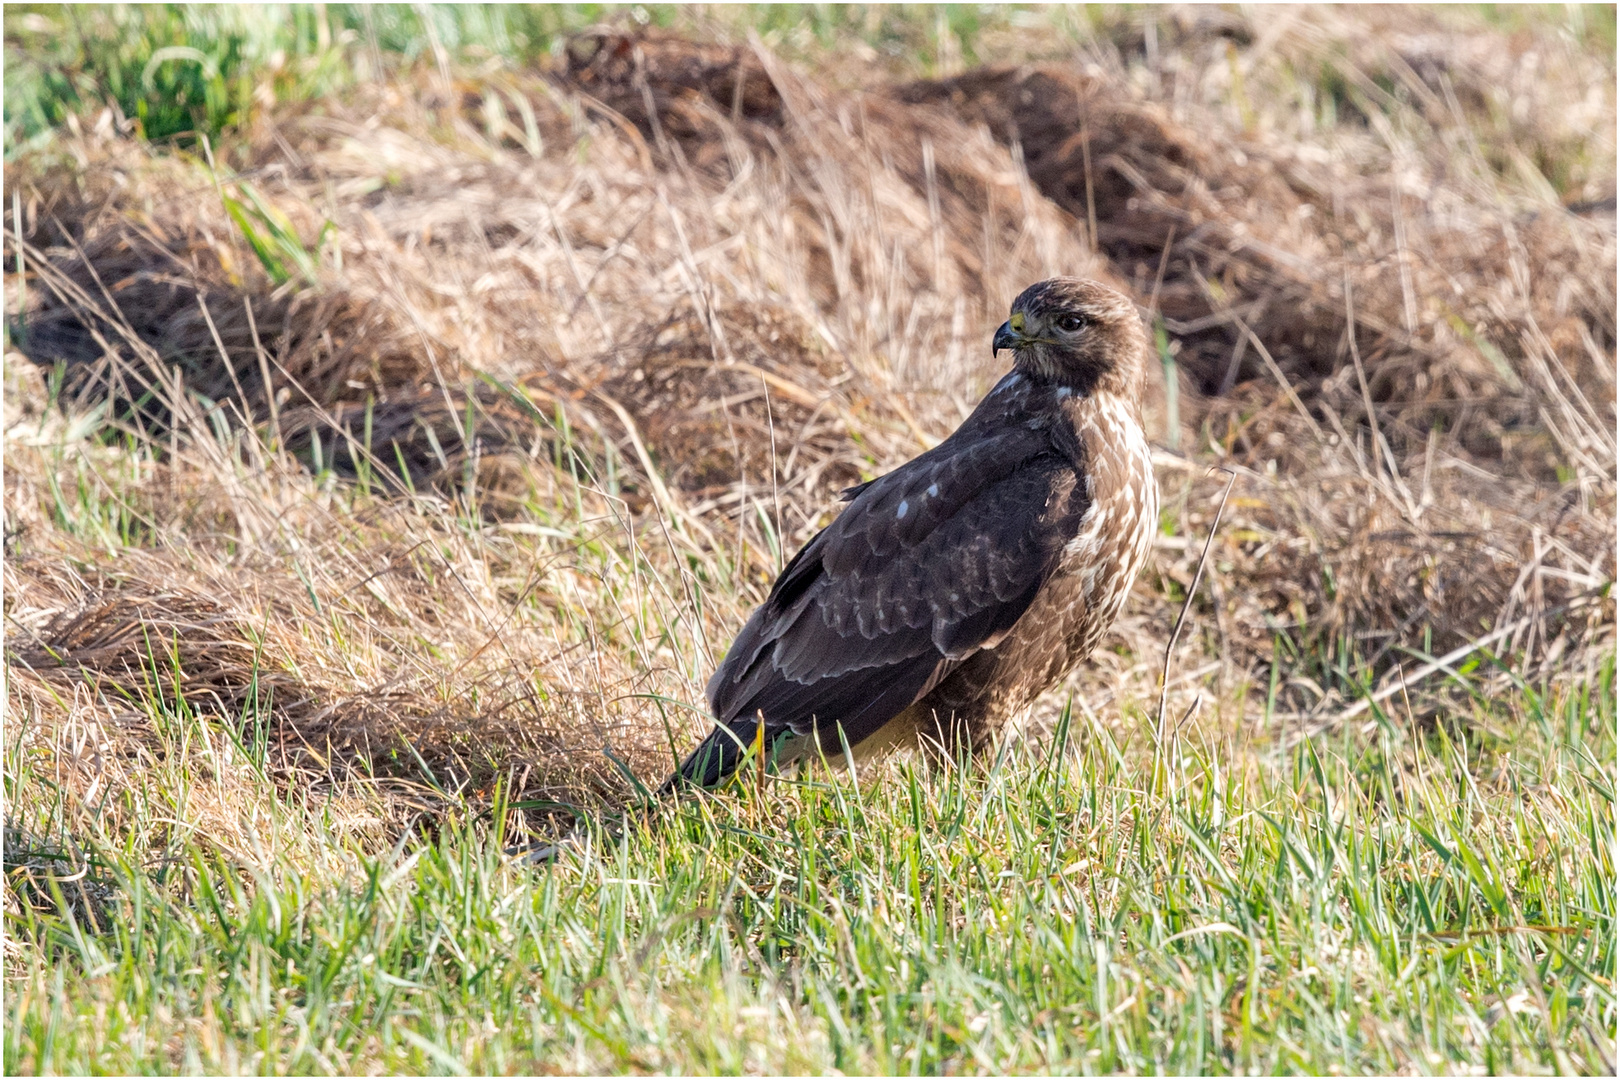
[1056,314,1086,333]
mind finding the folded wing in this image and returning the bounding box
[667,422,1087,788]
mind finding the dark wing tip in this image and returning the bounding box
[661,723,755,792]
[839,478,876,502]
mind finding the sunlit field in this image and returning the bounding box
[5,4,1614,1073]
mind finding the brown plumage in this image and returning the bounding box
[665,278,1158,789]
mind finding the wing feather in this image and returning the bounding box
[669,411,1087,789]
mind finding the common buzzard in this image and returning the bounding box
[665,278,1158,789]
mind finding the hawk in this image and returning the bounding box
[665,278,1158,789]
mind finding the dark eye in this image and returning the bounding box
[1056,314,1086,333]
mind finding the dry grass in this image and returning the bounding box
[5,8,1614,836]
[3,9,1616,1074]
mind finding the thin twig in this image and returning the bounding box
[1154,467,1237,752]
[1189,259,1324,441]
[1147,224,1176,316]
[761,371,784,576]
[1343,271,1416,515]
[1079,122,1098,253]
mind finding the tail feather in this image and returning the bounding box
[660,719,792,793]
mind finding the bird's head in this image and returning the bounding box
[993,278,1148,400]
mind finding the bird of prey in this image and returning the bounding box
[665,278,1158,790]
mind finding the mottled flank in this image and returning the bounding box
[668,278,1158,788]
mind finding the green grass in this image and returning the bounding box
[6,659,1614,1073]
[5,4,1615,1074]
[4,3,594,154]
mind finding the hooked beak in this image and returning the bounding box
[992,321,1024,357]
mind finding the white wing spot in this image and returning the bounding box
[927,483,939,498]
[896,499,909,519]
[1056,386,1073,400]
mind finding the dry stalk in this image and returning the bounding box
[1154,467,1236,771]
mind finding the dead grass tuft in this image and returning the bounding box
[595,299,864,506]
[5,529,682,826]
[6,13,1614,831]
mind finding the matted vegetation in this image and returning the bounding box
[4,4,1615,1074]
